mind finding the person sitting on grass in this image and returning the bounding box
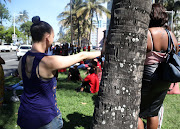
[68,63,83,82]
[91,60,102,83]
[77,59,89,70]
[80,68,99,93]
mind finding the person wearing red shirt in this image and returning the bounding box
[83,46,86,51]
[92,60,102,83]
[96,59,102,71]
[88,46,90,51]
[80,68,99,93]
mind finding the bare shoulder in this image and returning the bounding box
[40,55,57,69]
[149,27,167,35]
[40,55,64,70]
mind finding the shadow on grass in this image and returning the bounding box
[62,112,93,129]
[56,69,87,91]
[57,79,81,91]
[0,90,19,129]
[56,72,82,91]
[0,101,14,129]
[0,76,22,129]
[92,94,98,106]
[0,102,16,129]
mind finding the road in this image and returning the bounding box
[0,51,19,77]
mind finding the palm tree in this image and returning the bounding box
[2,0,11,3]
[57,0,83,45]
[16,10,29,24]
[77,0,111,45]
[91,0,152,128]
[0,2,10,25]
[164,0,180,12]
[164,0,180,33]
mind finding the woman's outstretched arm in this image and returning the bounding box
[43,51,101,71]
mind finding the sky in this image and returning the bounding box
[4,0,69,41]
[3,0,108,42]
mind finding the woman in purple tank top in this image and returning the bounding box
[17,16,101,129]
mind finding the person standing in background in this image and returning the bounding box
[77,45,81,53]
[138,4,178,129]
[47,44,53,55]
[88,45,90,52]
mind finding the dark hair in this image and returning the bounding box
[149,3,168,28]
[89,68,95,74]
[97,57,102,62]
[30,16,53,42]
[92,61,97,67]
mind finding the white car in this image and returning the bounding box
[16,45,32,60]
[0,43,18,52]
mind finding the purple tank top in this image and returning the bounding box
[17,51,60,129]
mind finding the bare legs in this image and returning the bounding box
[138,117,144,129]
[147,116,158,129]
[138,116,159,129]
[80,87,84,92]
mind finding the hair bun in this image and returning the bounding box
[32,16,40,24]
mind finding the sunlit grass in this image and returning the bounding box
[0,70,179,129]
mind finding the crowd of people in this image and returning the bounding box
[13,3,179,129]
[47,43,82,56]
[69,56,104,93]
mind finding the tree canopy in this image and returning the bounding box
[16,10,29,24]
[20,21,32,37]
[0,2,10,25]
[57,0,110,45]
[0,25,5,40]
[4,26,21,43]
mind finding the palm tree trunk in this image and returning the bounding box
[0,17,2,25]
[78,20,80,46]
[89,11,94,46]
[91,0,152,128]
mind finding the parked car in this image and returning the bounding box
[16,45,32,60]
[95,47,102,50]
[0,43,18,52]
[92,46,96,49]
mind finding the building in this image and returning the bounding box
[90,20,107,47]
[106,0,113,37]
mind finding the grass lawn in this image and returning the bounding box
[0,70,179,129]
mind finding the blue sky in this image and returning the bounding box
[4,0,69,41]
[3,0,108,41]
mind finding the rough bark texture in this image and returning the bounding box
[92,0,152,129]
